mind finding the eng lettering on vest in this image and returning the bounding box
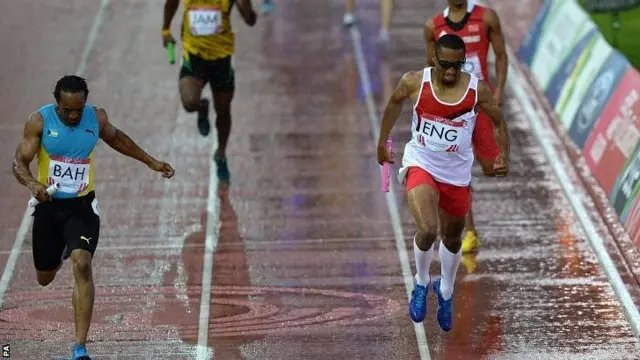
[463,54,483,80]
[48,156,90,194]
[189,8,222,36]
[417,114,465,152]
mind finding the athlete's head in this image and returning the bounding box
[433,34,466,85]
[53,75,89,126]
[447,0,467,9]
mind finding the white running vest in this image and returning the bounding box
[398,68,479,187]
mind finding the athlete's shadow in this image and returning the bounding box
[159,182,268,358]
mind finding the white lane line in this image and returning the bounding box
[506,47,640,339]
[0,0,110,310]
[349,25,432,359]
[195,117,220,359]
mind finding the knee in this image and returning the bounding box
[36,271,56,287]
[214,103,231,120]
[71,250,93,280]
[415,230,438,251]
[441,227,465,253]
[182,100,201,113]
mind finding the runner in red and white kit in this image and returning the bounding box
[377,34,509,331]
[424,0,508,253]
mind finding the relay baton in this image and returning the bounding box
[381,138,393,193]
[28,183,60,207]
[166,42,176,65]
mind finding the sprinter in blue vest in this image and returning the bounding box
[11,75,175,360]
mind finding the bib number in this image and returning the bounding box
[462,54,483,80]
[48,157,90,194]
[416,116,465,152]
[189,8,222,36]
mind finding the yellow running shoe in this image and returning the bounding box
[461,230,480,253]
[461,253,478,273]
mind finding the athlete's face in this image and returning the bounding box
[434,47,466,85]
[56,91,86,126]
[447,0,467,9]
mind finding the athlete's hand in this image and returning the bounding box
[377,143,394,165]
[162,31,175,48]
[150,160,175,178]
[29,182,52,203]
[492,152,508,177]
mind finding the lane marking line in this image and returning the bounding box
[506,46,640,339]
[195,114,220,359]
[349,25,432,359]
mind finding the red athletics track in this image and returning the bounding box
[1,0,640,359]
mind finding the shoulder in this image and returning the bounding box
[482,7,500,26]
[24,111,44,136]
[401,70,424,89]
[90,106,111,132]
[431,11,445,26]
[91,106,108,121]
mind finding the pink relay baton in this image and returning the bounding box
[28,183,60,207]
[381,138,393,192]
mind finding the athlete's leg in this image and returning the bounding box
[379,0,393,40]
[261,0,274,14]
[64,196,100,359]
[31,204,67,286]
[466,110,501,252]
[179,53,210,136]
[405,167,440,323]
[432,184,469,332]
[210,56,236,183]
[344,0,355,26]
[462,188,478,252]
[212,91,233,159]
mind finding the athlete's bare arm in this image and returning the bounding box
[477,80,509,175]
[377,71,422,164]
[236,0,257,26]
[161,0,180,46]
[12,112,51,201]
[485,8,508,106]
[424,19,436,67]
[96,107,175,178]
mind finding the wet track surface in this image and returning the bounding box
[1,0,640,359]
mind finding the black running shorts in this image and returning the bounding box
[31,191,100,271]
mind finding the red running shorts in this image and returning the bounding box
[405,167,471,217]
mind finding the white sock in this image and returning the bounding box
[343,12,355,26]
[439,243,462,300]
[413,236,434,287]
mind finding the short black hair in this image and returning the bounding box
[435,34,466,55]
[53,75,89,102]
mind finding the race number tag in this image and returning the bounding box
[463,54,483,80]
[188,8,222,36]
[416,115,465,152]
[48,156,90,194]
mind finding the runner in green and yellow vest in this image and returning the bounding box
[162,0,257,184]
